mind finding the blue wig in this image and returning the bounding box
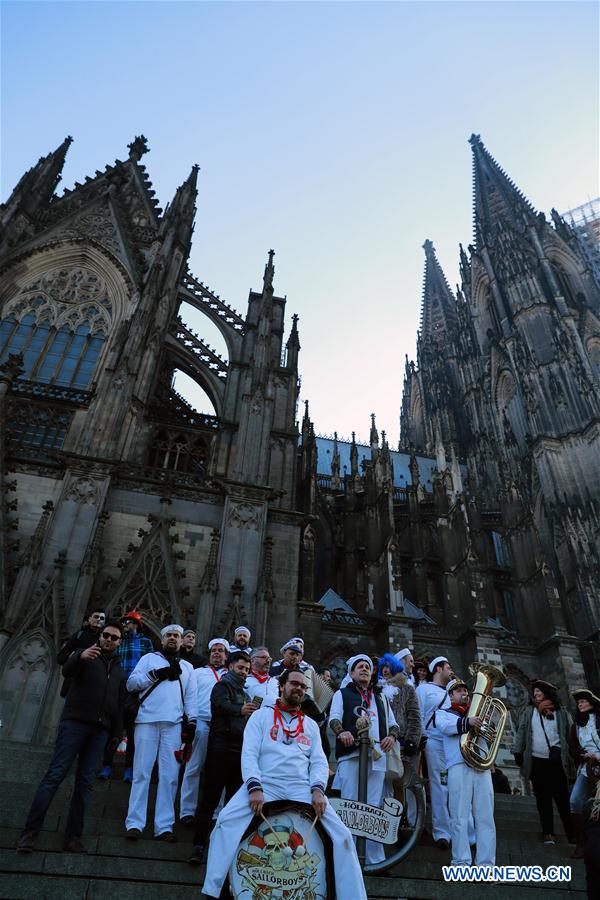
[378,652,404,679]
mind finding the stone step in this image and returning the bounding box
[363,873,583,899]
[0,873,202,900]
[0,848,201,885]
[3,779,548,824]
[0,822,582,874]
[0,829,585,890]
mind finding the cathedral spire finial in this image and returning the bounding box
[127,135,150,162]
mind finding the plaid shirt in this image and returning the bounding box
[117,632,154,677]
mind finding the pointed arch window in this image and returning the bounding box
[148,429,209,476]
[0,310,104,389]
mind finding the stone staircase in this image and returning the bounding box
[0,741,587,899]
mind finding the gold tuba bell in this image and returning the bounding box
[459,663,508,770]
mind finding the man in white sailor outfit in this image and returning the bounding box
[245,646,279,703]
[201,668,367,899]
[417,655,454,847]
[179,637,229,824]
[125,624,196,840]
[436,678,496,866]
[395,647,416,686]
[230,625,252,653]
[269,637,314,679]
[328,654,400,865]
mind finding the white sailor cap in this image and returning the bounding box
[447,677,468,693]
[429,655,449,673]
[347,654,374,675]
[280,639,303,654]
[234,626,251,637]
[395,647,412,660]
[160,624,184,637]
[208,637,230,651]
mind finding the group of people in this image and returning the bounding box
[14,607,600,899]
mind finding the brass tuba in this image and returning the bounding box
[459,663,508,770]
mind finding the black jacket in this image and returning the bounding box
[61,649,126,739]
[57,625,100,665]
[208,671,249,752]
[180,648,207,670]
[57,625,102,698]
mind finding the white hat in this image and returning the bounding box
[208,637,230,651]
[395,647,412,660]
[234,626,251,637]
[447,677,468,694]
[347,654,373,675]
[280,639,303,654]
[290,636,304,647]
[429,655,449,673]
[160,624,184,637]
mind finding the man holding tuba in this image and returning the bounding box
[436,677,496,868]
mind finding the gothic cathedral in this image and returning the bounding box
[0,133,598,744]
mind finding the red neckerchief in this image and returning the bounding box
[270,699,305,742]
[209,666,223,682]
[451,702,469,714]
[357,686,372,709]
[250,670,270,684]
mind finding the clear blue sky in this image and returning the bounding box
[2,1,598,445]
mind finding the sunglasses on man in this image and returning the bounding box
[101,631,121,642]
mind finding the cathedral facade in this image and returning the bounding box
[0,134,598,746]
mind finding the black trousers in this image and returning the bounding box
[529,755,572,838]
[193,746,242,845]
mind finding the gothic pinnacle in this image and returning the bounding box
[263,249,275,293]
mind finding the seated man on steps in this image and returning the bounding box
[17,619,125,854]
[200,668,367,900]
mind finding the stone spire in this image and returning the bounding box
[263,249,275,295]
[469,134,537,245]
[350,431,359,477]
[420,240,458,341]
[370,413,379,452]
[160,164,199,253]
[1,135,73,234]
[331,431,340,486]
[285,313,300,370]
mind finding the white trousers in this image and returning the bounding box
[336,756,386,865]
[425,738,451,841]
[202,783,367,899]
[125,721,181,836]
[448,763,496,866]
[179,720,210,818]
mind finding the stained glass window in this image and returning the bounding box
[0,313,104,389]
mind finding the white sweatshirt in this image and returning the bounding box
[417,682,450,741]
[436,707,470,768]
[194,665,227,722]
[127,651,197,725]
[242,702,329,798]
[245,671,279,704]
